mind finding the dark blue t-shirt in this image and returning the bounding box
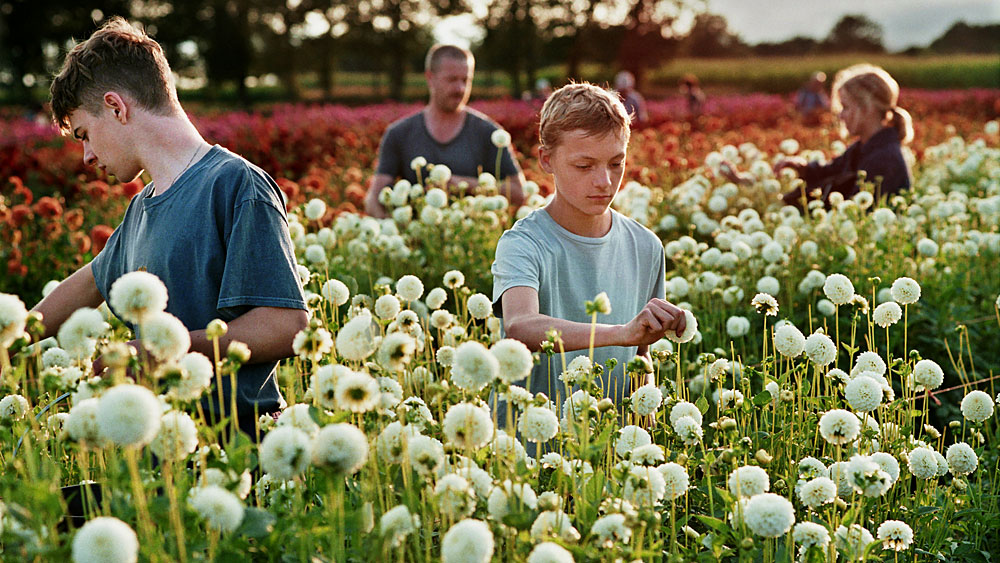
[376,108,521,183]
[92,145,306,433]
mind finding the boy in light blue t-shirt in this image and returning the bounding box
[492,83,687,406]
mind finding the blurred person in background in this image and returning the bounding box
[723,64,913,209]
[366,44,525,217]
[795,71,831,125]
[680,73,705,119]
[614,70,648,124]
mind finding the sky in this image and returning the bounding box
[706,0,1000,51]
[435,0,1000,52]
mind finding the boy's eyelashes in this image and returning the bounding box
[573,161,624,170]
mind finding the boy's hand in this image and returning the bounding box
[621,299,687,347]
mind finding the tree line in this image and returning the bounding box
[1,0,995,105]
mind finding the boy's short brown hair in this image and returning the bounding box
[50,17,178,134]
[539,82,630,150]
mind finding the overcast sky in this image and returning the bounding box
[707,0,1000,51]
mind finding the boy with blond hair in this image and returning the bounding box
[492,83,685,405]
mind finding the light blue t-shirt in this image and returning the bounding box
[491,208,666,406]
[92,145,306,435]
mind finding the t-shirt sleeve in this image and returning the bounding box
[89,225,124,305]
[375,125,403,178]
[217,196,306,316]
[652,242,666,301]
[491,230,541,317]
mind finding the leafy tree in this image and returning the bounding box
[683,12,746,57]
[928,21,1000,54]
[823,14,885,53]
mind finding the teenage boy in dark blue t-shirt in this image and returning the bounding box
[32,17,307,436]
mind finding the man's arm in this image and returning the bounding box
[501,286,685,353]
[31,262,104,339]
[365,173,394,218]
[187,306,308,365]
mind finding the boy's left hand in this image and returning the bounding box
[621,298,687,346]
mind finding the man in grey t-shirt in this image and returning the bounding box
[365,44,525,217]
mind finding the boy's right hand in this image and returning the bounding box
[621,298,687,346]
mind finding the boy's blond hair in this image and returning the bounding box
[539,82,630,150]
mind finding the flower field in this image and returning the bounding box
[2,90,1000,562]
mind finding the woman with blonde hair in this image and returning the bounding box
[726,64,913,208]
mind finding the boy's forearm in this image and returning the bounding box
[505,313,623,353]
[31,263,104,339]
[186,306,309,365]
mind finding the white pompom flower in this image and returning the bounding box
[149,410,198,461]
[890,277,921,305]
[451,341,499,392]
[441,519,494,563]
[773,323,805,358]
[744,493,795,538]
[728,465,770,498]
[71,516,138,563]
[140,311,191,363]
[189,485,245,533]
[491,339,533,383]
[664,309,698,343]
[823,273,854,306]
[0,292,28,348]
[960,390,994,423]
[873,301,902,328]
[96,384,162,448]
[259,426,313,480]
[109,271,168,324]
[876,520,913,551]
[819,409,860,445]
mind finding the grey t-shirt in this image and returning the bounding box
[491,208,666,406]
[92,145,306,435]
[376,108,522,183]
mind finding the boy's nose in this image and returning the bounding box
[83,143,98,167]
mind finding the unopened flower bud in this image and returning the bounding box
[835,497,848,510]
[923,424,941,440]
[779,390,795,402]
[206,319,228,339]
[948,421,961,429]
[720,418,738,432]
[597,398,615,413]
[755,449,773,465]
[676,453,688,465]
[227,340,251,364]
[741,537,755,550]
[683,526,700,539]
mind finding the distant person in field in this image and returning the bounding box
[723,63,912,208]
[492,82,687,408]
[366,44,525,217]
[33,17,307,437]
[680,73,705,118]
[614,70,648,124]
[795,71,831,124]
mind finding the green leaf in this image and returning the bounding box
[696,396,710,415]
[753,390,772,406]
[238,507,277,538]
[695,514,729,534]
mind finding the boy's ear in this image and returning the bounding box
[538,145,554,174]
[103,92,129,123]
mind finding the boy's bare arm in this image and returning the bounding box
[501,286,685,353]
[31,262,105,339]
[186,306,309,365]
